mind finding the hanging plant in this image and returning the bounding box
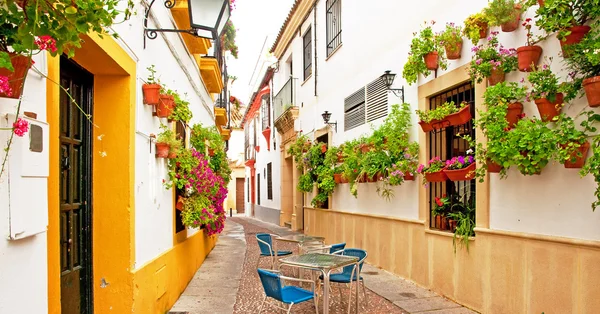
[526,61,577,122]
[437,22,463,60]
[516,18,544,72]
[484,0,527,32]
[402,21,447,85]
[563,22,600,107]
[143,65,161,105]
[468,32,518,86]
[483,82,528,128]
[463,12,491,45]
[169,92,193,123]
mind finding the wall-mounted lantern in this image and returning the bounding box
[321,110,337,132]
[381,70,405,103]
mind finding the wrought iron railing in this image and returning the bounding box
[274,78,295,120]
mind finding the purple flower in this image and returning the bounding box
[404,153,411,159]
[458,156,465,164]
[468,156,474,164]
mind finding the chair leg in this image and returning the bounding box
[258,296,267,314]
[361,278,367,308]
[314,294,319,314]
[286,303,293,314]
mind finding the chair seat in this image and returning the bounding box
[260,250,293,257]
[281,286,315,304]
[320,273,363,283]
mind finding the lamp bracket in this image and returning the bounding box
[327,122,337,132]
[388,86,405,103]
[143,0,209,49]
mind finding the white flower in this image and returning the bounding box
[99,151,107,157]
[97,134,105,141]
[466,149,473,155]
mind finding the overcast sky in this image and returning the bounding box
[226,0,295,104]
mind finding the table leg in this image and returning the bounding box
[347,264,358,314]
[355,263,359,313]
[322,269,331,314]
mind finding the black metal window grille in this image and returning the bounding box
[303,27,312,80]
[175,122,187,233]
[247,178,250,202]
[344,87,365,131]
[267,163,273,200]
[253,118,257,147]
[326,0,342,57]
[257,174,261,205]
[261,95,271,130]
[428,82,476,231]
[244,126,250,160]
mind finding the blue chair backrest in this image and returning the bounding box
[256,233,273,255]
[257,268,283,301]
[330,242,346,254]
[342,248,367,277]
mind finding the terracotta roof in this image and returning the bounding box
[269,0,302,54]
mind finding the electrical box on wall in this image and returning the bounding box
[0,113,49,240]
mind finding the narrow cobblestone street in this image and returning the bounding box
[171,217,477,314]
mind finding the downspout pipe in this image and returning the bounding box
[313,0,318,97]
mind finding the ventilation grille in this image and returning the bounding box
[344,88,365,131]
[366,77,388,122]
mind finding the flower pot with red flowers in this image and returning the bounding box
[469,31,518,86]
[484,0,522,33]
[463,12,490,45]
[437,22,463,60]
[434,215,442,229]
[0,53,32,99]
[142,65,161,105]
[416,101,467,132]
[156,124,181,159]
[432,195,450,229]
[402,21,447,86]
[157,93,175,118]
[443,156,476,181]
[417,157,448,185]
[483,82,528,128]
[516,19,543,72]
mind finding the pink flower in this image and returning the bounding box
[13,118,28,137]
[417,164,424,173]
[35,36,57,53]
[0,75,12,96]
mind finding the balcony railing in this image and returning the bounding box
[274,78,295,120]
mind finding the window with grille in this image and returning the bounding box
[428,82,476,232]
[247,177,250,202]
[303,27,312,80]
[175,122,187,233]
[257,174,261,205]
[261,94,270,130]
[267,163,273,200]
[326,0,342,56]
[344,88,365,131]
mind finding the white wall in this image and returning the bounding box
[273,0,600,240]
[0,53,49,313]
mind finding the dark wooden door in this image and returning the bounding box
[60,57,93,314]
[236,178,245,213]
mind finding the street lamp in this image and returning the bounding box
[144,0,231,47]
[321,111,337,132]
[381,70,405,102]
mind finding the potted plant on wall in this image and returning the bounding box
[554,114,590,168]
[169,93,193,123]
[507,117,558,175]
[437,22,463,60]
[483,82,528,127]
[156,124,181,158]
[143,65,161,105]
[443,155,476,181]
[534,0,600,55]
[432,195,450,230]
[157,87,176,118]
[527,62,575,121]
[469,32,518,86]
[484,0,526,32]
[416,101,470,132]
[563,24,600,107]
[417,156,448,185]
[402,21,447,85]
[463,12,491,45]
[516,18,544,72]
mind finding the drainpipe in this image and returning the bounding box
[313,1,318,97]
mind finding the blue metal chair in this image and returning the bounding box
[319,248,368,308]
[256,233,293,269]
[303,242,346,254]
[257,268,319,314]
[329,242,346,255]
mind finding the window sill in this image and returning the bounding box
[301,74,312,86]
[424,228,475,241]
[325,44,343,61]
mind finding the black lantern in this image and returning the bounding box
[321,111,337,132]
[381,70,405,102]
[144,0,231,48]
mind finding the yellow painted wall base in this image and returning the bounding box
[132,231,218,313]
[304,207,600,314]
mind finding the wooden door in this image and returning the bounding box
[60,57,93,314]
[236,178,245,213]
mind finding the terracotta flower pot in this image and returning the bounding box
[142,83,161,105]
[441,216,449,231]
[176,196,185,211]
[478,24,489,39]
[583,76,600,107]
[446,104,472,126]
[334,173,343,184]
[156,143,170,158]
[487,69,505,86]
[506,102,524,128]
[445,41,462,60]
[501,8,521,32]
[562,141,590,168]
[424,52,439,70]
[419,121,434,132]
[560,25,591,56]
[168,151,177,159]
[435,215,442,229]
[534,93,563,122]
[431,119,451,130]
[449,219,457,232]
[404,173,415,181]
[0,53,32,99]
[517,46,542,72]
[321,144,327,153]
[341,175,349,184]
[359,143,373,153]
[157,94,175,118]
[424,169,448,183]
[208,148,215,156]
[337,152,344,163]
[444,162,476,181]
[537,0,544,5]
[487,160,502,173]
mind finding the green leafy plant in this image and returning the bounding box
[402,21,447,85]
[580,111,600,210]
[437,22,463,55]
[298,173,314,193]
[507,118,558,175]
[146,65,160,84]
[554,114,588,164]
[157,124,181,156]
[287,134,311,170]
[170,93,193,123]
[483,82,528,106]
[165,149,199,190]
[416,101,464,123]
[563,21,600,82]
[463,12,491,45]
[526,61,574,103]
[447,195,476,252]
[534,0,600,40]
[484,0,525,27]
[469,32,518,83]
[181,194,215,228]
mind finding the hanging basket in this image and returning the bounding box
[583,76,600,107]
[334,173,343,184]
[404,173,415,181]
[424,52,439,70]
[0,53,32,99]
[446,104,472,126]
[478,24,489,39]
[443,162,476,181]
[506,102,524,128]
[156,94,175,118]
[516,45,542,72]
[534,93,563,122]
[445,41,462,60]
[487,160,502,173]
[560,25,591,57]
[156,143,170,158]
[562,141,590,168]
[501,7,521,32]
[142,83,161,105]
[424,169,448,183]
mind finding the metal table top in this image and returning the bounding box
[279,253,358,270]
[275,234,325,244]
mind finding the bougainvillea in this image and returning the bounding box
[12,118,28,137]
[0,76,11,96]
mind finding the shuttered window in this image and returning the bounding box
[267,163,273,200]
[303,27,312,80]
[343,76,388,131]
[344,88,365,131]
[257,174,261,205]
[366,77,388,122]
[261,95,270,130]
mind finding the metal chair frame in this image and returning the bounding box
[256,233,291,270]
[257,269,319,314]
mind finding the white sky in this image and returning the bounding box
[226,0,296,104]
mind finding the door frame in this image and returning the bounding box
[59,55,94,313]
